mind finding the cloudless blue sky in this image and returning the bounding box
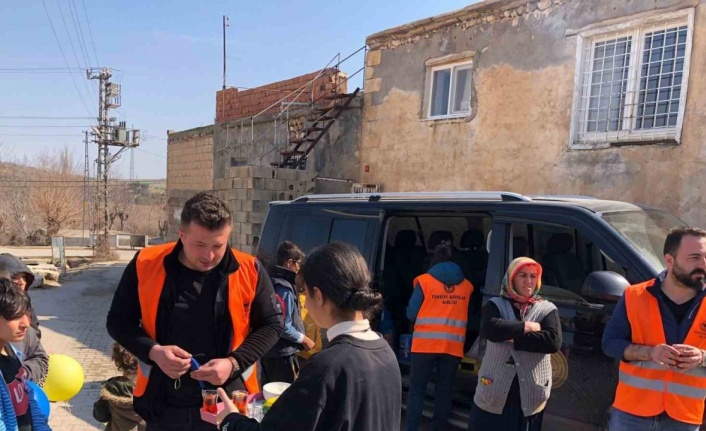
[0,0,476,179]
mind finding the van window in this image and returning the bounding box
[510,222,626,305]
[330,219,369,253]
[281,215,331,253]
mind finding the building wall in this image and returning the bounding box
[361,0,706,225]
[213,166,315,255]
[166,126,215,239]
[212,95,363,194]
[215,69,347,123]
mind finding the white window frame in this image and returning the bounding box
[569,8,694,149]
[427,61,473,120]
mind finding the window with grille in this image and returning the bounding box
[428,61,472,119]
[570,10,694,148]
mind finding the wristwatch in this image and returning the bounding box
[227,356,241,378]
[700,350,706,368]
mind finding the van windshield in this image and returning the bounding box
[602,209,687,271]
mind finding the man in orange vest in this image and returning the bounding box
[405,244,474,431]
[603,226,706,431]
[107,192,283,431]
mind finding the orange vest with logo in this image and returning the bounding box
[133,242,260,396]
[613,280,706,425]
[411,273,474,357]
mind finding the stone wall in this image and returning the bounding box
[166,126,215,239]
[360,0,706,226]
[212,166,315,254]
[213,95,363,194]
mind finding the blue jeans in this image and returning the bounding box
[405,353,461,431]
[609,409,699,431]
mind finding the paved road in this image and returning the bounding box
[32,263,126,431]
[0,246,138,262]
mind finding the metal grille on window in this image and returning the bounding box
[635,25,687,130]
[576,17,690,146]
[586,36,632,133]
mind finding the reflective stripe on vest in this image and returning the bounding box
[133,243,261,397]
[411,273,473,358]
[613,280,706,425]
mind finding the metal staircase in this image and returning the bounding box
[273,87,360,169]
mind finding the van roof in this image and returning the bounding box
[277,191,652,214]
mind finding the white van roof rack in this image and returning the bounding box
[292,191,532,203]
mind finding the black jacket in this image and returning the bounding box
[221,334,402,431]
[106,241,283,423]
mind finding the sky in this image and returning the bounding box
[0,0,476,179]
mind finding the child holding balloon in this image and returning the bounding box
[0,278,51,430]
[93,343,146,431]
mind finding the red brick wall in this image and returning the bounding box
[215,68,348,123]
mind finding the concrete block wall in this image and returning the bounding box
[213,166,316,255]
[215,68,348,123]
[166,126,215,240]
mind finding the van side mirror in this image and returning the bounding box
[581,271,629,301]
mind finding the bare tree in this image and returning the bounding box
[107,181,134,231]
[29,148,83,238]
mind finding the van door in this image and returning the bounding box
[489,212,636,430]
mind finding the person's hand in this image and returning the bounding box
[191,358,235,386]
[673,344,704,370]
[524,322,541,334]
[302,336,316,351]
[148,345,192,379]
[216,387,239,429]
[649,343,681,367]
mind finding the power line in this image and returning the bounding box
[135,148,166,159]
[0,68,90,71]
[79,0,100,66]
[0,133,80,137]
[68,0,91,69]
[40,0,93,116]
[54,0,95,102]
[0,179,165,184]
[0,116,94,120]
[0,125,91,128]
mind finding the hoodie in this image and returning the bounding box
[0,254,49,386]
[0,255,40,334]
[406,261,467,323]
[93,376,146,431]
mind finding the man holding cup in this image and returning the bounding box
[107,192,283,431]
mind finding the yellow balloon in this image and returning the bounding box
[43,354,84,402]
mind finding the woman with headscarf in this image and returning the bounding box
[468,257,562,431]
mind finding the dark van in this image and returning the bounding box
[256,191,687,430]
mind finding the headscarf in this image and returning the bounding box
[500,257,543,319]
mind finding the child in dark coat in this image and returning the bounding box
[93,343,145,431]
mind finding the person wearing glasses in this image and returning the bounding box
[261,241,316,384]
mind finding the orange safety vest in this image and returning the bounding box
[133,242,260,397]
[411,273,474,358]
[613,280,706,425]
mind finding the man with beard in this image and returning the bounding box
[603,227,706,431]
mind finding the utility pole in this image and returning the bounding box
[87,67,140,256]
[82,131,89,246]
[130,147,135,181]
[223,15,229,90]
